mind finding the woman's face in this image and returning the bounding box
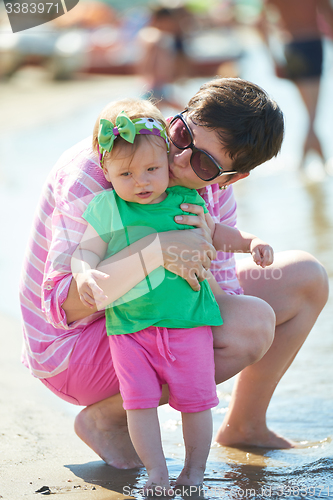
[167,116,237,190]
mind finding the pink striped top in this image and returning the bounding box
[19,137,243,379]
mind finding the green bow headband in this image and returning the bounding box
[98,111,169,167]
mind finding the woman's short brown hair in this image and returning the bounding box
[186,78,284,174]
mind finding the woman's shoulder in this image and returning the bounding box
[52,137,110,190]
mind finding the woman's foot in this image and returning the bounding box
[215,421,296,449]
[74,401,142,469]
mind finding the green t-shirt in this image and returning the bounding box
[82,186,223,335]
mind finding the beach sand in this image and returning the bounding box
[0,313,136,500]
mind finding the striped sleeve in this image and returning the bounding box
[203,184,244,295]
[19,138,108,377]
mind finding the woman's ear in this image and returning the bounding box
[220,172,250,188]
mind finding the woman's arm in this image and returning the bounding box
[71,223,109,308]
[63,225,216,324]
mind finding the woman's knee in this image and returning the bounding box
[290,251,329,307]
[213,295,275,364]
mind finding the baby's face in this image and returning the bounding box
[103,138,169,204]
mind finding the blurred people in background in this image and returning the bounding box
[54,1,118,29]
[137,5,193,108]
[262,0,333,170]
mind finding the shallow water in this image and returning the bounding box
[0,32,332,499]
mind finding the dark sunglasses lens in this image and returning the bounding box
[191,151,220,180]
[169,118,191,148]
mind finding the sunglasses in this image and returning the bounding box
[168,111,238,181]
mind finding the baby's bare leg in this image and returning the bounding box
[176,410,212,488]
[127,408,172,493]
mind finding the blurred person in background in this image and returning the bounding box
[137,5,193,108]
[262,0,333,171]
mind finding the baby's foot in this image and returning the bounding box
[173,484,204,497]
[144,468,173,497]
[174,467,205,496]
[144,483,174,497]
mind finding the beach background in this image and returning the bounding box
[0,8,333,499]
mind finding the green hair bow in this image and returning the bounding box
[98,111,169,167]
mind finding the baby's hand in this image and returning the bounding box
[250,238,274,268]
[75,269,109,309]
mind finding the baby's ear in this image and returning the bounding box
[103,167,111,182]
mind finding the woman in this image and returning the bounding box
[20,78,328,469]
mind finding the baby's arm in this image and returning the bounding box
[206,214,274,268]
[71,223,109,308]
[205,270,227,296]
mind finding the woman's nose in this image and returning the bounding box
[172,148,192,169]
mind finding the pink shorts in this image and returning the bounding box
[109,326,219,413]
[40,316,119,406]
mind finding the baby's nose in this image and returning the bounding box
[136,173,150,185]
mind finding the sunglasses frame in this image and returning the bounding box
[169,111,238,181]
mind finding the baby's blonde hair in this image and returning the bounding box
[92,98,168,161]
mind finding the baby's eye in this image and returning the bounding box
[148,167,158,171]
[121,172,131,177]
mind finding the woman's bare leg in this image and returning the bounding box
[215,250,329,448]
[212,294,276,384]
[74,393,143,469]
[74,386,171,469]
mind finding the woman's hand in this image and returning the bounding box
[159,202,216,291]
[174,203,214,242]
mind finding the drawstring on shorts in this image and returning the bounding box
[155,327,176,363]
